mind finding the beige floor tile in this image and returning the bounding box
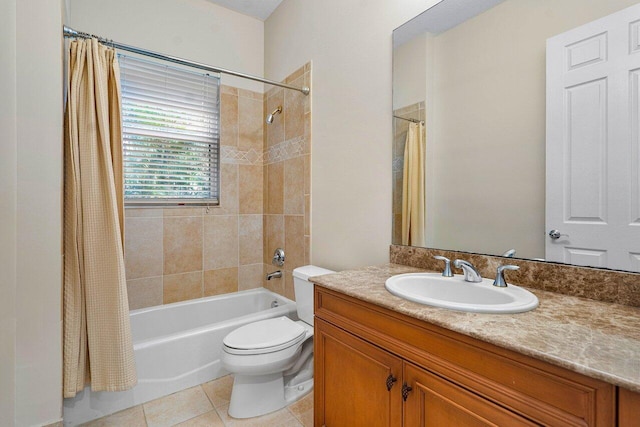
[85,382,313,427]
[172,410,224,427]
[217,405,301,427]
[202,375,233,409]
[143,386,212,427]
[287,392,313,427]
[80,405,146,427]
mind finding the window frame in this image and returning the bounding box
[119,54,221,207]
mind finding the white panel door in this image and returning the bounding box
[546,3,640,272]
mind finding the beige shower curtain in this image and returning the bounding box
[63,38,136,398]
[401,122,426,246]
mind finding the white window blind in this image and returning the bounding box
[119,54,220,206]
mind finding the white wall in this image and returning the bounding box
[265,0,440,271]
[0,0,18,425]
[0,0,64,426]
[393,33,427,110]
[69,0,265,92]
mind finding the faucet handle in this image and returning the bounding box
[272,248,285,267]
[493,265,520,288]
[433,255,453,277]
[433,256,453,277]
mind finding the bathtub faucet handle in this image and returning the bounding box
[272,248,285,267]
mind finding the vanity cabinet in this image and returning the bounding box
[314,286,619,426]
[315,319,402,427]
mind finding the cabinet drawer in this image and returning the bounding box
[315,287,615,426]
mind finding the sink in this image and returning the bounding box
[385,273,538,313]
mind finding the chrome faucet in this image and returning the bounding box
[453,259,482,282]
[266,270,282,280]
[493,265,519,287]
[501,248,516,258]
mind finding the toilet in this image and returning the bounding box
[221,265,335,419]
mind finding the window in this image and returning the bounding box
[119,54,220,206]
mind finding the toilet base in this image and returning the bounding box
[228,373,285,419]
[227,373,313,419]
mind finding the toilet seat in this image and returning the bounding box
[223,316,306,355]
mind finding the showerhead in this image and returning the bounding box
[266,106,283,124]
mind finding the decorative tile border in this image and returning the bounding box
[221,137,306,166]
[264,136,305,165]
[390,244,640,307]
[392,156,404,173]
[220,146,264,165]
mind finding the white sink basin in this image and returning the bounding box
[385,273,538,314]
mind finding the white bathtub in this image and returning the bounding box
[63,288,296,426]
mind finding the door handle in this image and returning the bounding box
[548,229,569,240]
[402,383,413,401]
[386,374,397,391]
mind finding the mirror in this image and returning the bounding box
[392,0,640,272]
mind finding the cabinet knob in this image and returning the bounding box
[386,374,397,391]
[402,383,413,401]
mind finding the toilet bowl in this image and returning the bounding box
[221,265,335,419]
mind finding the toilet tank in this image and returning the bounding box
[293,265,335,325]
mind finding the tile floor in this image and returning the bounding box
[81,375,313,427]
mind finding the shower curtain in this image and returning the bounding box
[63,38,136,397]
[402,122,426,246]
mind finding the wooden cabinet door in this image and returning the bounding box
[315,318,403,427]
[403,363,538,427]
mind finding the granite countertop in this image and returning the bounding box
[310,263,640,392]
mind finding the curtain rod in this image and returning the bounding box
[393,115,424,125]
[63,25,310,96]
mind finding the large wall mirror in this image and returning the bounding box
[392,0,640,273]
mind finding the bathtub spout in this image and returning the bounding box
[266,270,282,280]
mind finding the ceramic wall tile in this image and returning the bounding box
[239,214,263,265]
[239,264,264,290]
[220,92,238,147]
[203,215,238,270]
[203,267,238,297]
[285,215,305,271]
[238,96,263,151]
[239,164,263,214]
[284,156,304,215]
[125,216,163,280]
[163,216,203,275]
[126,276,163,310]
[163,271,203,304]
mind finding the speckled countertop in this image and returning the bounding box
[310,263,640,393]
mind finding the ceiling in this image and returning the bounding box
[205,0,284,20]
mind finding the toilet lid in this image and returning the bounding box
[223,316,306,352]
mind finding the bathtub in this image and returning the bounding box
[63,288,296,426]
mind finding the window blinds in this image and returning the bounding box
[119,54,220,205]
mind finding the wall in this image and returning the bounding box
[0,0,64,425]
[424,0,638,259]
[69,0,264,93]
[392,33,427,111]
[126,62,312,309]
[263,64,312,300]
[0,1,17,425]
[124,86,265,309]
[264,0,440,271]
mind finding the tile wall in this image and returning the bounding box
[125,64,311,310]
[263,64,312,301]
[392,102,425,245]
